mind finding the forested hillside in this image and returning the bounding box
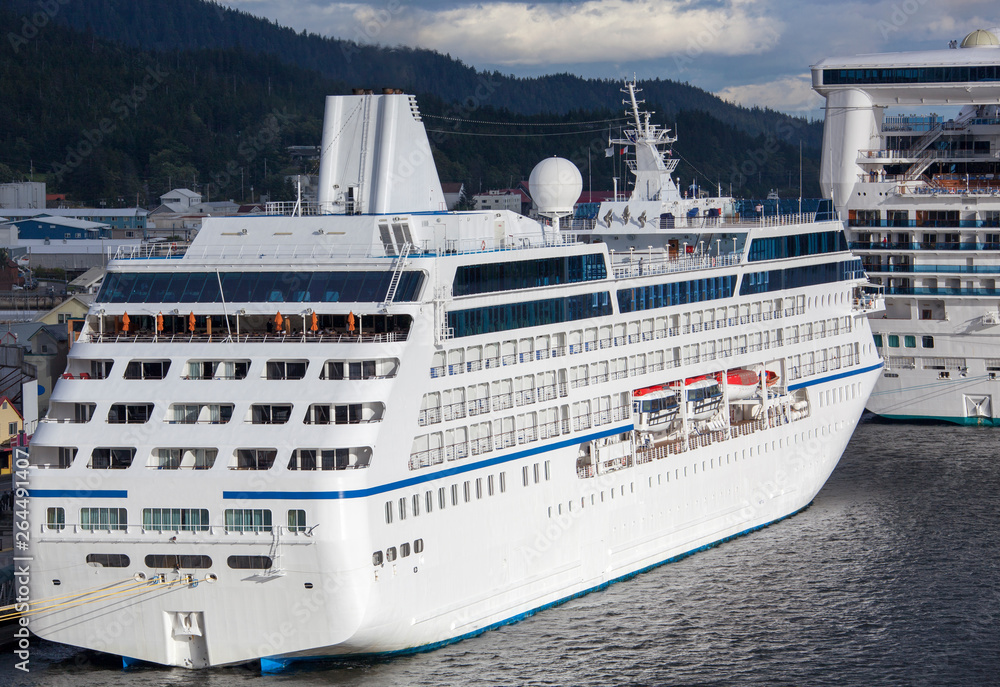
[0,0,822,205]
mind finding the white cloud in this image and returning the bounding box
[391,0,784,65]
[222,0,785,65]
[715,75,823,115]
[216,0,1000,110]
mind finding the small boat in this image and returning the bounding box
[684,378,723,420]
[633,387,680,431]
[715,368,779,400]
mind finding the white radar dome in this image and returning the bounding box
[529,157,583,217]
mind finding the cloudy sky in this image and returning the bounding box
[218,0,999,116]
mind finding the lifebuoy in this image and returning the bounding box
[170,242,176,249]
[481,241,486,251]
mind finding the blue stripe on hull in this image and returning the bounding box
[237,361,884,503]
[225,424,634,501]
[787,361,883,391]
[259,501,814,673]
[29,489,128,498]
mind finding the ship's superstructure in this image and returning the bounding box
[26,83,883,669]
[813,28,1000,423]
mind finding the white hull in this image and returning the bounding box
[813,33,1000,425]
[868,295,1000,424]
[26,83,882,669]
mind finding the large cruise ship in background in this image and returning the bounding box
[25,82,882,669]
[814,28,1000,424]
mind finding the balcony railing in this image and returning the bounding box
[850,241,1000,251]
[848,219,1000,229]
[882,286,1000,297]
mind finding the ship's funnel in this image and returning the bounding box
[317,92,446,214]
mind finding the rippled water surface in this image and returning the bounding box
[5,417,999,686]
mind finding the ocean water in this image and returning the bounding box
[4,416,999,686]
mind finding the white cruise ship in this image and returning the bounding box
[813,28,1000,424]
[26,82,883,669]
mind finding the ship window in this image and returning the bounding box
[233,449,277,470]
[873,334,883,347]
[80,507,127,531]
[304,404,331,425]
[399,497,407,520]
[452,254,607,297]
[288,509,306,532]
[124,360,170,380]
[224,508,272,532]
[227,555,272,570]
[89,447,135,469]
[523,466,529,486]
[167,404,233,424]
[149,448,217,470]
[86,553,130,568]
[737,259,863,297]
[500,472,507,493]
[386,547,397,562]
[373,551,383,566]
[400,542,411,558]
[533,463,540,484]
[412,494,420,517]
[447,292,613,338]
[904,335,916,348]
[46,507,65,531]
[475,478,483,499]
[618,275,737,313]
[487,475,495,496]
[425,490,434,513]
[922,336,934,348]
[385,501,393,524]
[463,481,471,503]
[545,460,551,480]
[438,487,446,509]
[89,360,113,379]
[98,270,425,304]
[333,404,365,424]
[414,538,424,554]
[144,554,212,569]
[451,484,459,506]
[321,358,395,380]
[250,404,293,424]
[265,360,308,380]
[56,447,77,468]
[108,403,154,424]
[888,335,899,348]
[185,360,249,380]
[142,508,209,532]
[747,231,849,262]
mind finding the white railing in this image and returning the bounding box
[611,251,739,279]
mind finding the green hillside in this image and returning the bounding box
[0,0,822,205]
